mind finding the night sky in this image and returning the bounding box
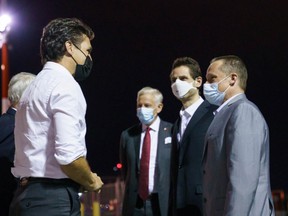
[2,0,288,189]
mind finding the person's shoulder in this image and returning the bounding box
[6,107,16,115]
[50,72,82,98]
[159,119,173,134]
[0,112,9,123]
[0,112,15,135]
[121,123,141,135]
[236,98,262,113]
[0,109,15,122]
[202,100,219,110]
[160,119,173,127]
[230,97,266,123]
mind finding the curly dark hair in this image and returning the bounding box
[40,18,94,65]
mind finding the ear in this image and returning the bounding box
[194,76,202,88]
[156,103,163,114]
[65,41,74,56]
[230,73,238,86]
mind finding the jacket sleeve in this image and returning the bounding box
[119,131,127,180]
[224,103,265,215]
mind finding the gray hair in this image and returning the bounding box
[8,72,36,106]
[137,86,163,105]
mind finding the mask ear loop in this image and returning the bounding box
[72,43,88,57]
[64,41,79,65]
[223,84,231,93]
[218,74,231,85]
[216,74,231,92]
[70,42,92,66]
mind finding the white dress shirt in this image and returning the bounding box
[178,97,204,142]
[139,116,160,194]
[12,62,87,179]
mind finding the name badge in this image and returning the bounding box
[165,137,172,144]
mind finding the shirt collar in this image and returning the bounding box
[142,116,160,132]
[44,61,73,78]
[180,96,204,118]
[215,93,244,114]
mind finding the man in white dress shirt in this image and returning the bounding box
[9,18,103,216]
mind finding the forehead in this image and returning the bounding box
[171,66,192,78]
[206,61,223,76]
[137,93,155,103]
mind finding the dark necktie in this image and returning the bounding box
[138,127,151,200]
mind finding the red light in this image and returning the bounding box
[116,163,122,169]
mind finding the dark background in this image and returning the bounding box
[1,0,288,189]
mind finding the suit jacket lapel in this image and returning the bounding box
[157,120,166,168]
[173,118,181,149]
[202,94,246,161]
[227,94,246,107]
[134,124,142,172]
[179,101,210,163]
[182,101,209,141]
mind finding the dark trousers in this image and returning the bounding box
[133,194,161,216]
[0,159,18,216]
[9,177,80,216]
[1,191,15,216]
[176,205,202,216]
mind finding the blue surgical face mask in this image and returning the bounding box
[137,107,155,125]
[203,75,230,106]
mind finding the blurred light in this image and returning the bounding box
[0,14,12,32]
[116,163,122,169]
[113,163,123,172]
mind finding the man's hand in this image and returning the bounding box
[85,172,104,192]
[60,157,104,192]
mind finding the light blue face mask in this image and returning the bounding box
[203,75,230,106]
[137,107,155,125]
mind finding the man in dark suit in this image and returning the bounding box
[169,57,217,216]
[120,86,173,216]
[0,72,35,216]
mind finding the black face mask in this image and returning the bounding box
[74,56,93,81]
[72,45,93,81]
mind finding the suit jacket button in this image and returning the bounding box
[203,170,206,174]
[178,165,182,169]
[203,198,207,203]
